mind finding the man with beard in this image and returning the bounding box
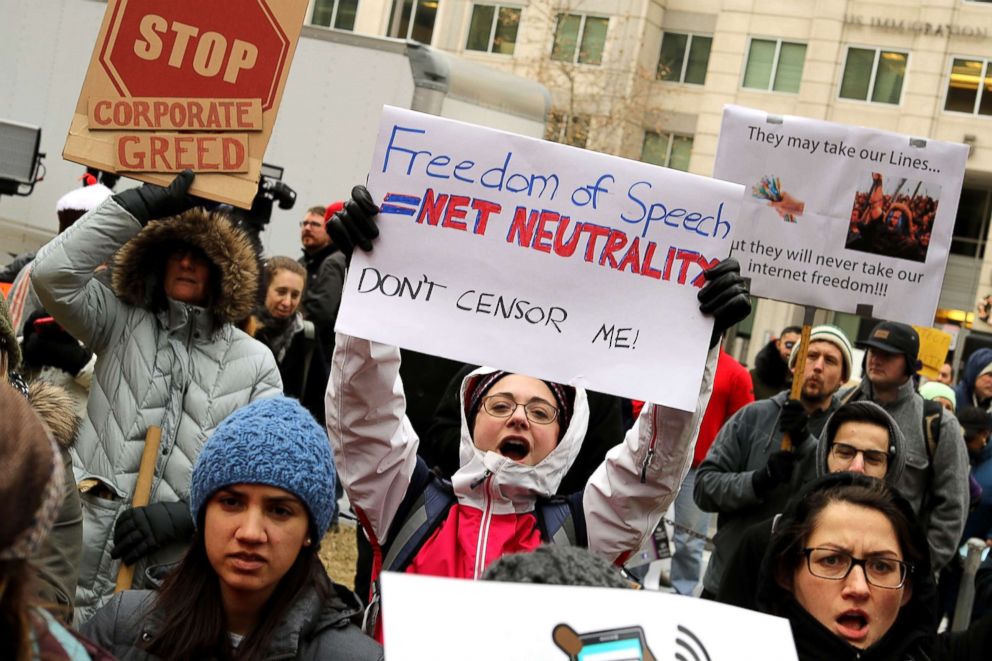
[749,325,801,400]
[694,325,853,599]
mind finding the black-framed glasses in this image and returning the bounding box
[481,394,558,425]
[829,442,889,469]
[802,547,911,589]
[783,340,796,349]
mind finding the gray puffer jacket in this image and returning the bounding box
[32,198,282,623]
[81,578,383,660]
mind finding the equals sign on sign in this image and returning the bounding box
[380,193,421,216]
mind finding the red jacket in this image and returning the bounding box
[693,348,753,467]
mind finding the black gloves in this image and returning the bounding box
[111,501,195,565]
[325,185,380,258]
[21,311,92,376]
[112,170,197,225]
[697,258,752,348]
[779,399,809,441]
[752,451,798,497]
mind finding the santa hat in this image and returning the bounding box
[56,183,113,232]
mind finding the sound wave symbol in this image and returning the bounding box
[675,624,710,661]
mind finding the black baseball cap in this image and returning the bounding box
[859,321,920,366]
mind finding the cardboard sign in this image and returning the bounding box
[63,0,309,207]
[713,105,968,326]
[913,325,952,380]
[335,107,743,411]
[380,573,799,660]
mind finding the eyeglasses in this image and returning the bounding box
[783,340,796,349]
[802,547,911,589]
[829,442,889,469]
[299,220,323,229]
[481,394,559,425]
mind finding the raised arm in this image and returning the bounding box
[583,345,717,562]
[325,333,419,543]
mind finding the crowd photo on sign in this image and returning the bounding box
[5,1,992,659]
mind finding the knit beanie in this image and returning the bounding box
[323,200,345,223]
[465,370,573,435]
[0,383,65,561]
[919,381,956,411]
[55,183,112,233]
[0,295,20,371]
[789,324,854,382]
[483,545,632,589]
[189,396,337,537]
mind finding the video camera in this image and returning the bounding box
[228,162,297,254]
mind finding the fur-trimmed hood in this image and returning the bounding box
[27,379,80,449]
[111,209,258,324]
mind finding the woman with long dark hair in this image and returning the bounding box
[757,472,990,660]
[82,396,381,660]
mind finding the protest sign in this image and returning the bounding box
[381,572,799,660]
[335,107,742,410]
[713,105,968,327]
[63,0,309,207]
[913,325,952,381]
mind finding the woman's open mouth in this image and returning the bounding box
[835,610,869,642]
[497,437,530,462]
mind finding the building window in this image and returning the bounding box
[839,47,907,104]
[951,186,991,258]
[641,131,693,172]
[310,0,359,30]
[466,4,521,55]
[945,58,992,115]
[551,14,608,65]
[546,113,589,148]
[657,32,712,84]
[388,0,438,44]
[742,38,806,93]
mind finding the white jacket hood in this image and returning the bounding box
[453,367,590,514]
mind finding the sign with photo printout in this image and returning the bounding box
[713,105,968,326]
[380,572,799,660]
[63,0,310,208]
[335,107,743,410]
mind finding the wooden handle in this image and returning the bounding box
[115,425,162,592]
[781,323,812,452]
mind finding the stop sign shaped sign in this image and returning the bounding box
[100,0,289,110]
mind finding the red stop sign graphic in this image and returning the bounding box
[99,0,289,111]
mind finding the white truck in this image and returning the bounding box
[0,0,549,259]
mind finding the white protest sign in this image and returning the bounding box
[381,572,799,660]
[336,107,742,410]
[713,105,968,326]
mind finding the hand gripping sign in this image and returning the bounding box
[63,0,309,208]
[335,107,744,411]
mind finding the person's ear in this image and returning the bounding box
[774,566,794,592]
[900,581,913,607]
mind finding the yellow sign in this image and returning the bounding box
[913,325,952,380]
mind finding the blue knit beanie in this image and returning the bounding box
[189,396,336,537]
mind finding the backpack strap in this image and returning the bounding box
[536,492,586,547]
[921,398,942,465]
[381,479,456,572]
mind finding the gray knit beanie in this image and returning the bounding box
[189,396,337,537]
[789,324,854,382]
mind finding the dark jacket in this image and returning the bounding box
[81,579,383,660]
[956,348,992,410]
[253,312,328,425]
[750,339,791,400]
[299,245,346,357]
[694,392,835,593]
